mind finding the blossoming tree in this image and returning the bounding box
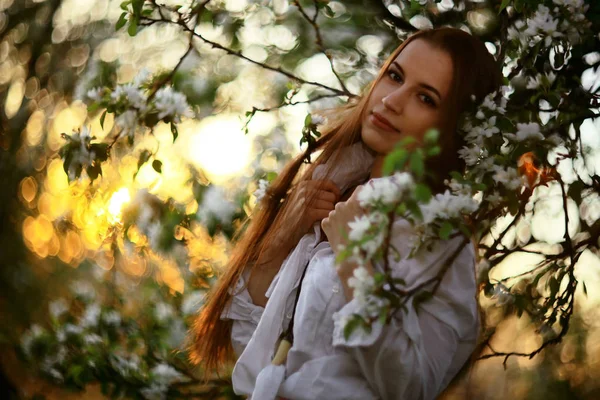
[2,0,600,398]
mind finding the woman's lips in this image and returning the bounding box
[370,112,400,133]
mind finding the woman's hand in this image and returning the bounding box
[321,186,375,300]
[278,179,341,249]
[321,186,365,253]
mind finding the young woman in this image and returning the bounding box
[191,27,503,400]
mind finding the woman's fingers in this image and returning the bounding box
[313,199,335,211]
[309,179,340,199]
[307,208,333,223]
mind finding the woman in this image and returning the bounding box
[191,27,503,399]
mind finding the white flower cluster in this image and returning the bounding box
[444,178,474,197]
[21,324,46,358]
[86,68,193,137]
[140,362,187,400]
[253,178,269,202]
[347,266,390,319]
[419,190,480,225]
[508,2,590,48]
[526,71,557,90]
[491,166,522,190]
[357,172,414,208]
[505,122,545,142]
[67,126,96,180]
[346,213,388,259]
[197,185,237,226]
[154,87,193,123]
[110,353,142,378]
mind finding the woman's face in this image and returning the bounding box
[361,39,454,155]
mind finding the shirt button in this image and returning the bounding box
[332,285,339,293]
[286,312,293,319]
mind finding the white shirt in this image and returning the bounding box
[220,217,479,400]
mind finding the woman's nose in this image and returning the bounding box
[382,87,407,115]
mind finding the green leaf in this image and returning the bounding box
[499,0,511,14]
[137,149,151,170]
[406,201,423,220]
[439,221,453,240]
[304,113,312,126]
[87,102,101,113]
[266,171,278,182]
[398,136,417,147]
[410,0,421,12]
[409,151,424,178]
[382,148,408,176]
[116,12,128,31]
[86,164,102,182]
[343,316,361,340]
[423,129,439,144]
[152,160,162,173]
[170,122,178,142]
[127,18,138,36]
[120,1,130,11]
[427,146,441,156]
[100,110,107,129]
[414,183,432,203]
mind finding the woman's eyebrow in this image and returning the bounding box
[391,61,442,101]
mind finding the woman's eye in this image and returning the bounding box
[420,94,436,107]
[388,70,403,83]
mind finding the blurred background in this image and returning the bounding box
[1,0,600,399]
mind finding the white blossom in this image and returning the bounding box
[114,110,138,136]
[510,122,545,141]
[64,323,84,336]
[444,178,473,196]
[49,299,69,319]
[311,115,327,125]
[153,87,192,123]
[21,324,45,358]
[140,384,169,400]
[112,83,147,111]
[357,172,413,207]
[102,310,122,326]
[361,231,385,259]
[181,290,206,315]
[486,191,503,206]
[110,353,141,377]
[253,179,269,202]
[197,185,237,225]
[70,279,96,302]
[86,87,103,102]
[492,166,522,190]
[154,302,175,323]
[419,190,479,224]
[84,334,104,345]
[526,72,556,89]
[458,144,487,166]
[151,363,186,384]
[80,303,101,328]
[348,214,373,242]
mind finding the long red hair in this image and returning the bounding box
[189,27,502,381]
